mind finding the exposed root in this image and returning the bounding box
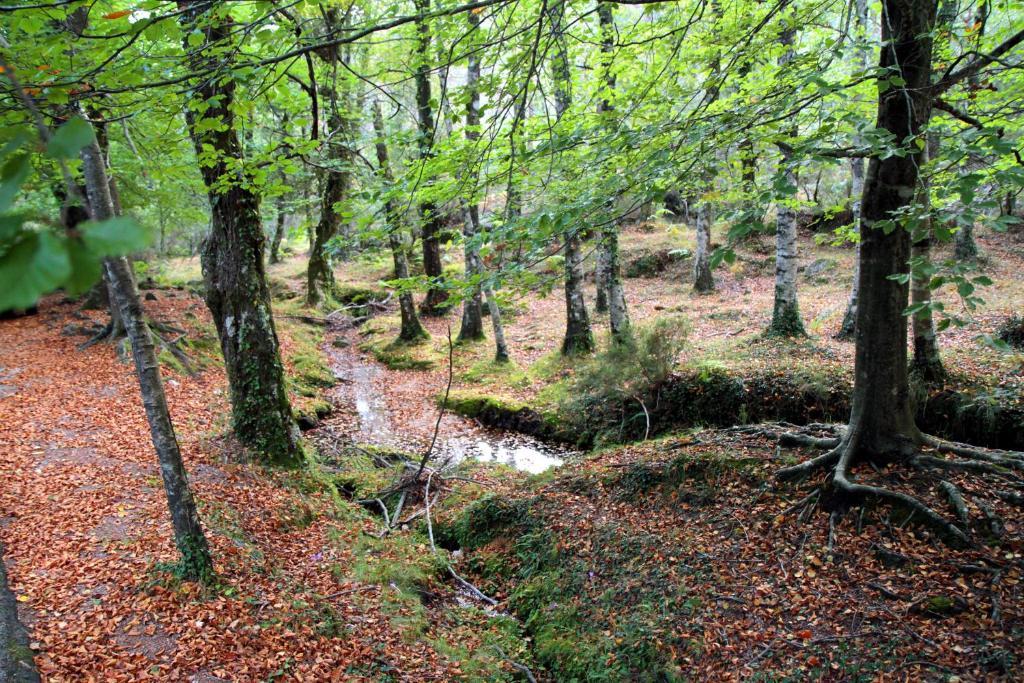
[831,445,969,546]
[921,434,1024,470]
[779,432,841,450]
[913,455,1020,480]
[938,480,969,526]
[776,445,842,482]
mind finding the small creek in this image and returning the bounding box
[320,325,571,474]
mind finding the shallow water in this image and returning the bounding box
[325,331,568,473]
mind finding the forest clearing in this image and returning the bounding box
[1,0,1023,680]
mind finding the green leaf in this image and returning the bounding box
[0,154,31,212]
[65,240,104,295]
[45,116,96,160]
[80,216,152,256]
[0,231,71,312]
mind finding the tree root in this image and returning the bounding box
[830,445,969,546]
[770,429,1024,546]
[78,316,196,375]
[921,435,1024,470]
[938,480,969,526]
[779,432,841,450]
[776,445,843,481]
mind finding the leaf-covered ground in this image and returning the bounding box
[443,430,1024,680]
[0,294,487,682]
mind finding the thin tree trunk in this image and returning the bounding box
[551,0,594,355]
[838,0,871,340]
[837,158,864,340]
[692,201,715,293]
[80,134,214,583]
[485,286,510,363]
[307,15,350,307]
[458,10,485,343]
[414,0,448,314]
[767,24,805,337]
[373,102,427,343]
[270,195,286,265]
[597,2,628,338]
[910,137,946,384]
[691,1,723,294]
[179,1,301,465]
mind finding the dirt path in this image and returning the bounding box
[0,296,456,681]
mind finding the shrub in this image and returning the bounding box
[561,316,689,444]
[997,314,1024,350]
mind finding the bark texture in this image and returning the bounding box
[81,134,214,582]
[910,139,946,384]
[180,2,301,465]
[837,0,871,340]
[485,286,510,363]
[692,202,715,293]
[307,14,351,307]
[269,193,286,265]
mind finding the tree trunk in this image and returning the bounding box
[414,0,448,314]
[458,10,486,343]
[307,17,351,307]
[692,201,715,293]
[373,102,428,343]
[270,195,286,265]
[837,0,871,341]
[80,133,214,582]
[837,158,864,340]
[179,2,301,465]
[953,223,978,262]
[551,0,594,355]
[596,2,628,338]
[767,24,805,337]
[843,0,936,462]
[485,286,510,363]
[910,138,946,384]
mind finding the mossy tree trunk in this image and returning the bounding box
[179,2,301,465]
[597,1,629,341]
[458,10,486,343]
[414,0,448,315]
[373,102,428,343]
[270,192,286,265]
[551,0,594,355]
[80,133,214,583]
[767,23,805,337]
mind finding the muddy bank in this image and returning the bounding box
[450,367,1023,450]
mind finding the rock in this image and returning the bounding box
[144,292,158,301]
[296,414,319,431]
[331,338,350,348]
[801,258,837,281]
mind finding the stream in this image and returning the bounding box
[317,323,571,474]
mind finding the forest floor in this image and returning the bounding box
[1,220,1022,681]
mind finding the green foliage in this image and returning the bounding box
[562,316,689,443]
[0,119,152,312]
